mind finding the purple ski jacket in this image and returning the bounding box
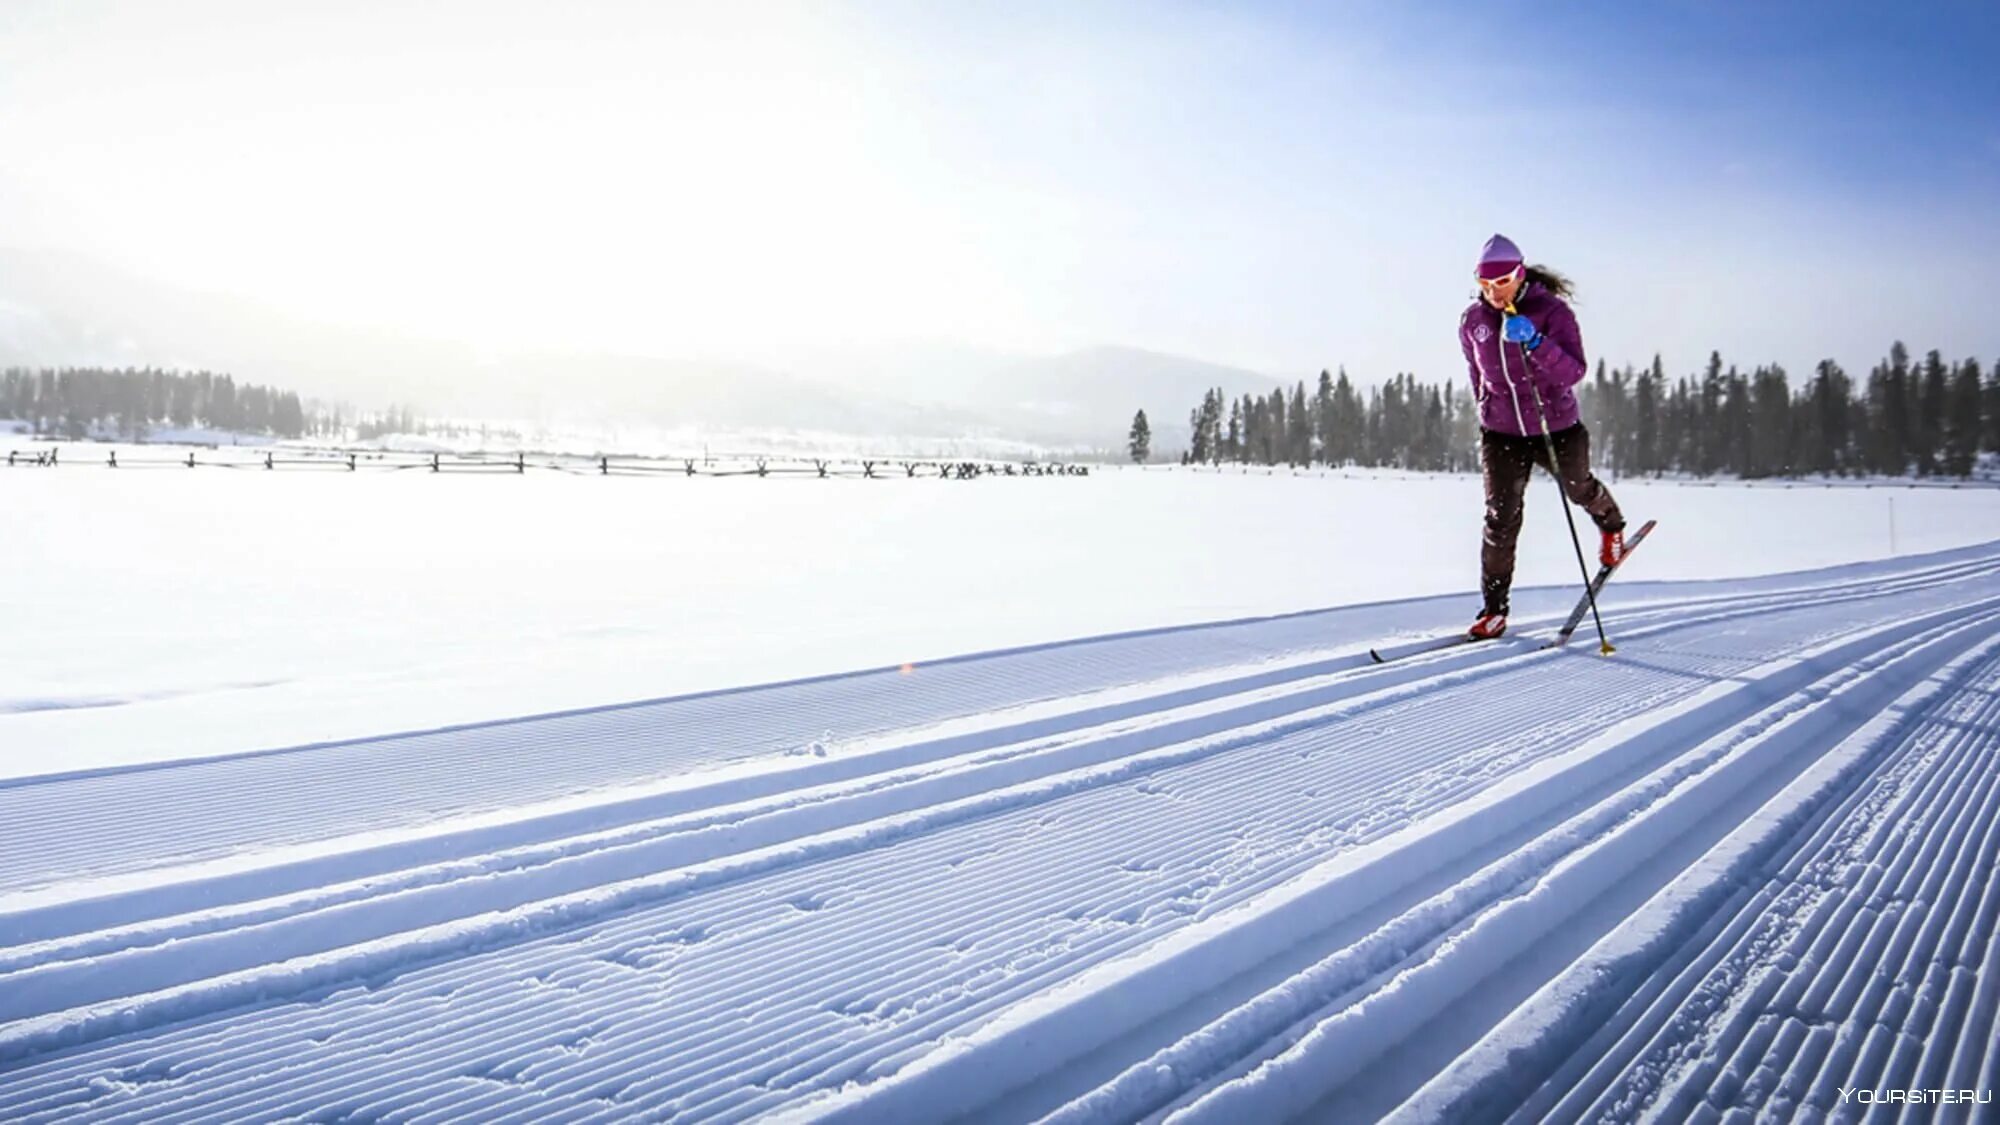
[1459,281,1588,437]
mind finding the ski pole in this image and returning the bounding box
[1501,301,1615,655]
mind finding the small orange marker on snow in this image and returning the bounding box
[900,663,916,675]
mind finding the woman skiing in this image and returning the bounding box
[1460,233,1625,640]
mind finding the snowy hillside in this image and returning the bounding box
[2,467,1999,1121]
[0,250,1272,451]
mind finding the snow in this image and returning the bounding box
[3,449,2000,1121]
[6,452,1999,780]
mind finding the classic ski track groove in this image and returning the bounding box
[1080,608,2000,1125]
[1480,630,2000,1124]
[6,552,1996,903]
[9,550,1995,916]
[5,556,1995,1002]
[2,546,1999,1122]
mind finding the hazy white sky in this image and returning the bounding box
[2,0,1995,385]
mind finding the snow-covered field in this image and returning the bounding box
[3,454,2000,1120]
[7,450,1999,778]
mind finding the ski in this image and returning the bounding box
[1367,633,1498,664]
[1550,518,1657,647]
[1368,520,1656,665]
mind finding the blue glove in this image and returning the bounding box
[1502,314,1543,350]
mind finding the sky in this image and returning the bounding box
[1,0,1995,389]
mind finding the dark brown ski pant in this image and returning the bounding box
[1481,423,1623,616]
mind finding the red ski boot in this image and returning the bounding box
[1468,612,1507,641]
[1600,529,1627,569]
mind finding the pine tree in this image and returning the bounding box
[1847,389,1871,477]
[1264,392,1281,465]
[1331,369,1363,466]
[1749,365,1790,477]
[115,371,148,440]
[275,392,307,439]
[1944,359,1981,476]
[1313,370,1334,465]
[1192,388,1208,462]
[1883,341,1912,476]
[1287,381,1311,467]
[212,375,240,431]
[1370,380,1394,468]
[1698,352,1725,475]
[1583,361,1627,472]
[1208,388,1226,462]
[147,370,170,427]
[1722,366,1752,477]
[1663,377,1688,474]
[1985,358,2000,455]
[1420,387,1446,470]
[1608,364,1633,474]
[1128,409,1151,463]
[1633,356,1661,476]
[1915,349,1948,475]
[1186,399,1209,464]
[1807,360,1851,476]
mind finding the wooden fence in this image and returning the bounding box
[2,445,1093,480]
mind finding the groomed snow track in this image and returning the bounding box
[4,545,2000,1123]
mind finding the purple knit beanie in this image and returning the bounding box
[1476,233,1523,280]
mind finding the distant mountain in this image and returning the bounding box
[970,346,1284,448]
[0,249,982,436]
[443,350,988,437]
[0,247,488,411]
[0,248,1286,453]
[774,341,1285,449]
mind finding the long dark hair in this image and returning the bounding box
[1524,264,1575,299]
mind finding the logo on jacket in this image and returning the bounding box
[1473,323,1493,343]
